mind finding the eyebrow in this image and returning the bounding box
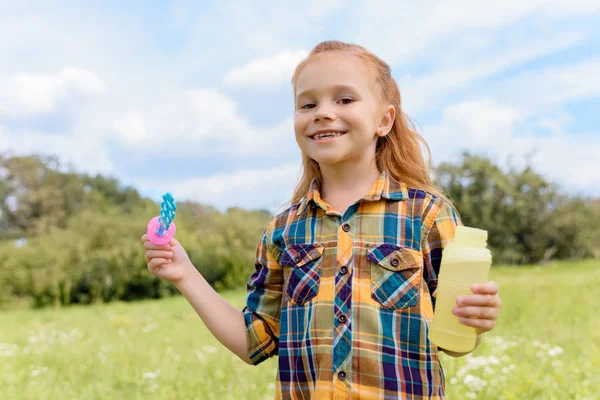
[296,84,360,99]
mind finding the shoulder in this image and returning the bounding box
[403,185,460,228]
[260,201,304,249]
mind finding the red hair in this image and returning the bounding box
[289,40,449,205]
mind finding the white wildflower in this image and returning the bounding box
[548,346,564,357]
[30,366,48,377]
[142,369,161,380]
[463,374,487,392]
[0,343,19,357]
[142,322,159,333]
[202,345,218,354]
[97,352,107,363]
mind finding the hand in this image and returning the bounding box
[452,281,501,334]
[141,234,194,285]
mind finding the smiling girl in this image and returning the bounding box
[142,40,501,399]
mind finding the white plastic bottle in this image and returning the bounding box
[428,226,492,353]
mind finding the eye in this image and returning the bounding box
[300,103,316,109]
[338,98,354,105]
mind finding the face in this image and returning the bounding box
[294,52,394,169]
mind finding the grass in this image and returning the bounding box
[1,259,599,399]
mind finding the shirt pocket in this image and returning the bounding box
[367,243,423,309]
[280,243,325,305]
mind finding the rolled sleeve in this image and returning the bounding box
[243,221,283,365]
[422,200,462,306]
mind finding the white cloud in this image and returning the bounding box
[468,57,600,119]
[113,89,297,157]
[307,0,347,19]
[0,67,106,119]
[0,1,598,209]
[223,50,308,89]
[400,32,586,116]
[113,89,246,147]
[355,0,598,66]
[140,163,302,212]
[542,0,600,16]
[0,128,113,175]
[0,66,111,176]
[424,99,600,194]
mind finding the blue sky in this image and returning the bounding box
[1,1,599,212]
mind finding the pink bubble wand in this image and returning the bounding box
[146,192,177,246]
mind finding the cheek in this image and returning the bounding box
[294,113,308,135]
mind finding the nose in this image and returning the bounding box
[313,103,336,123]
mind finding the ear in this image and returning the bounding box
[376,104,395,137]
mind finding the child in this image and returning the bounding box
[142,40,501,399]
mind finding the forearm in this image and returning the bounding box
[441,334,483,358]
[175,267,252,364]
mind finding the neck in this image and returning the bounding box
[319,159,381,207]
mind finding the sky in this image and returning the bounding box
[1,0,599,212]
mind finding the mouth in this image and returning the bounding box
[309,131,348,141]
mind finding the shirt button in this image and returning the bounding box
[390,257,400,267]
[293,255,302,263]
[342,223,350,232]
[338,314,347,323]
[340,266,348,275]
[338,370,346,381]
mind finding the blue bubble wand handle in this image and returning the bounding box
[147,192,178,245]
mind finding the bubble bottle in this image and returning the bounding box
[146,192,177,246]
[428,226,492,353]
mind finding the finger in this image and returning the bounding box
[144,241,171,251]
[457,294,501,307]
[458,317,495,333]
[471,281,499,295]
[432,288,438,298]
[148,258,171,270]
[141,234,148,242]
[453,306,499,320]
[146,250,174,259]
[170,238,181,247]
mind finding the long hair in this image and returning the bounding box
[287,40,450,207]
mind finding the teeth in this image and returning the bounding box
[313,132,344,140]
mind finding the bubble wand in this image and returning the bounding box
[146,192,177,246]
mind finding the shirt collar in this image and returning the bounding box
[296,170,408,216]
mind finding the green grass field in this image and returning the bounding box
[1,260,599,399]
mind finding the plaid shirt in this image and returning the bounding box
[243,170,461,399]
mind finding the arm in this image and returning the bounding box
[177,221,284,366]
[422,200,470,357]
[243,222,284,365]
[175,269,252,364]
[142,219,282,365]
[423,201,501,358]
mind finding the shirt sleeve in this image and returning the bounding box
[422,199,463,308]
[242,219,283,365]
